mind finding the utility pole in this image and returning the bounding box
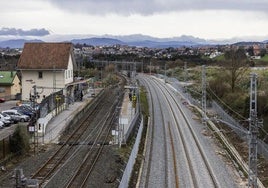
[184,61,188,82]
[53,65,56,93]
[142,59,144,73]
[248,73,262,188]
[53,65,56,112]
[201,65,207,126]
[149,61,151,75]
[33,85,38,155]
[134,62,137,80]
[164,63,167,83]
[184,61,188,93]
[164,63,167,77]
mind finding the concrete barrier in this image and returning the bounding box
[119,116,143,188]
[36,104,65,135]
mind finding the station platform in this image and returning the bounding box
[37,91,98,144]
[37,87,136,145]
[116,90,136,146]
[119,92,134,133]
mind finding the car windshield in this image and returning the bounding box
[22,105,34,110]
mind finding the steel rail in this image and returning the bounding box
[64,93,119,188]
[140,77,172,187]
[153,77,220,188]
[137,78,155,188]
[30,89,110,185]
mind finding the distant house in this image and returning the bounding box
[0,71,21,100]
[253,44,261,56]
[17,42,77,103]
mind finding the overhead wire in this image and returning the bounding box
[207,84,247,121]
[207,84,268,139]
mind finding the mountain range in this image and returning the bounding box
[0,34,267,49]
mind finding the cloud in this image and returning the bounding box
[47,0,268,15]
[0,28,50,36]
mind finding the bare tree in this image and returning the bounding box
[224,48,249,92]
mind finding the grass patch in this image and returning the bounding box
[260,54,268,62]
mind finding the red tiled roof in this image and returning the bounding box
[17,42,74,70]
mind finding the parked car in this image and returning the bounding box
[20,104,37,114]
[17,101,40,111]
[0,112,15,124]
[11,106,35,118]
[2,110,30,122]
[21,103,39,111]
[0,114,11,127]
[2,112,19,124]
[0,98,5,103]
[0,121,4,128]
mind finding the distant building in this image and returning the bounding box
[0,71,21,100]
[253,44,261,56]
[209,51,223,59]
[17,42,77,103]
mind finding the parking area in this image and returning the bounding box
[0,100,29,140]
[0,100,19,111]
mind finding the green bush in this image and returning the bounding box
[9,125,30,155]
[222,92,247,117]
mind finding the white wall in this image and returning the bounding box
[64,55,74,84]
[20,54,75,103]
[21,70,65,103]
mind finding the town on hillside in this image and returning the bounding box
[0,41,267,103]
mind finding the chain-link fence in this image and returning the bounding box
[212,101,268,159]
[39,90,64,118]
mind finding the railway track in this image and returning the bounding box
[139,77,174,187]
[64,102,117,188]
[30,87,122,187]
[139,75,220,187]
[153,78,219,187]
[142,77,168,187]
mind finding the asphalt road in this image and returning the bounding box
[0,100,18,111]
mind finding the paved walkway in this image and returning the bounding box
[38,92,96,144]
[120,91,135,137]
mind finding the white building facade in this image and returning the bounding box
[18,42,76,103]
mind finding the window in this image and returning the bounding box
[38,71,43,79]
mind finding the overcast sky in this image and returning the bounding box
[1,0,268,40]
